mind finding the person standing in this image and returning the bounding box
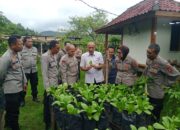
[106,47,117,84]
[0,58,5,130]
[115,45,138,86]
[60,44,79,85]
[56,41,71,66]
[56,41,70,84]
[80,42,104,85]
[144,43,180,121]
[74,44,82,80]
[0,35,27,130]
[41,40,60,130]
[21,36,39,106]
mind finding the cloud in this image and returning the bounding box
[2,0,179,32]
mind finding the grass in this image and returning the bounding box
[16,61,44,130]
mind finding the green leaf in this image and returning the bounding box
[153,123,166,129]
[144,110,151,115]
[162,117,170,128]
[93,113,100,121]
[147,125,154,130]
[81,102,88,110]
[130,125,137,130]
[138,127,147,130]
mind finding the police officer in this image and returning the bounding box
[56,41,71,67]
[56,41,71,83]
[60,44,79,85]
[0,35,27,130]
[41,40,60,130]
[0,57,5,130]
[115,45,138,86]
[144,43,180,121]
[21,36,39,106]
[74,44,82,80]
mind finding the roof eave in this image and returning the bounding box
[96,11,156,34]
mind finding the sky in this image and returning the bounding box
[0,0,179,32]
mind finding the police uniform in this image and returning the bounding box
[75,48,82,80]
[21,46,38,101]
[41,50,59,129]
[41,50,58,89]
[115,55,138,86]
[60,54,79,85]
[0,58,5,130]
[56,49,66,83]
[56,49,66,67]
[144,56,180,121]
[0,49,27,130]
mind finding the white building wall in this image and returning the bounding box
[123,19,152,64]
[156,17,180,62]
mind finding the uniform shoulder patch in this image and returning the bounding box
[165,64,173,73]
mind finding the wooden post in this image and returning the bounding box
[41,42,43,55]
[50,107,57,130]
[120,29,124,46]
[105,33,109,84]
[151,16,157,44]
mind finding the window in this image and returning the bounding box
[170,21,180,51]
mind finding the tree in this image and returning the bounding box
[66,11,108,44]
[0,11,37,36]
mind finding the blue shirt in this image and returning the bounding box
[108,55,117,84]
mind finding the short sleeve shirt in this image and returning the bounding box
[80,51,104,83]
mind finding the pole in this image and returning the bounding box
[105,33,109,84]
[40,42,43,55]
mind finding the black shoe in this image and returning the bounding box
[32,98,40,103]
[20,101,25,107]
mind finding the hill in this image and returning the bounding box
[0,11,37,36]
[40,31,64,37]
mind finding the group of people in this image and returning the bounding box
[0,35,40,130]
[0,35,179,130]
[106,43,180,122]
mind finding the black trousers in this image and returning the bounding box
[43,91,51,128]
[148,96,164,122]
[21,72,38,101]
[5,92,21,130]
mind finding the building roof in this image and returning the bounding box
[96,0,180,34]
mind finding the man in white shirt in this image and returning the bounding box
[80,42,104,84]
